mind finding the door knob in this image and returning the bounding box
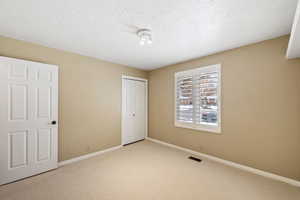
[50,121,57,125]
[132,113,135,117]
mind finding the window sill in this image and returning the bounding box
[175,121,221,134]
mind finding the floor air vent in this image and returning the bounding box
[188,156,202,162]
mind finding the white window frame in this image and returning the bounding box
[174,64,221,134]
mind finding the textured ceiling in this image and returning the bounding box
[0,0,298,70]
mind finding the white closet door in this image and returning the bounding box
[123,79,136,145]
[134,80,146,142]
[122,77,147,145]
[0,56,58,185]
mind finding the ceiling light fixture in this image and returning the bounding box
[137,29,152,46]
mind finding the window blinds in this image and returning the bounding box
[175,65,221,132]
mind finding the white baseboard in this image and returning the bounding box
[146,137,300,187]
[58,145,122,166]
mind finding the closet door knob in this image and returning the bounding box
[132,113,135,117]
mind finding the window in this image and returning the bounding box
[175,64,221,133]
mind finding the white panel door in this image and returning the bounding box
[0,56,58,185]
[122,78,147,145]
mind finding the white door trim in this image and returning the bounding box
[121,75,148,145]
[122,75,148,82]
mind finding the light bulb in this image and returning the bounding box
[140,40,145,45]
[137,29,153,46]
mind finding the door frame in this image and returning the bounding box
[121,75,148,145]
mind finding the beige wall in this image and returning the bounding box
[1,34,300,180]
[0,36,147,161]
[148,35,300,180]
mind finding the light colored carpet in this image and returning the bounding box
[1,140,300,200]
